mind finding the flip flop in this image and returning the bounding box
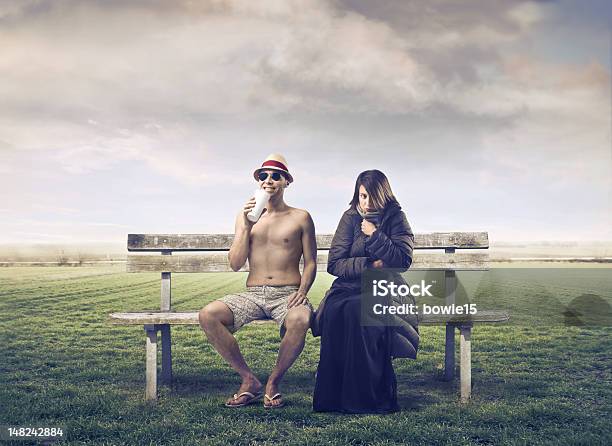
[224,391,262,408]
[264,393,285,409]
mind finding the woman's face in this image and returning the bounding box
[358,185,373,211]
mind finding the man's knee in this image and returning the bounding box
[199,302,232,331]
[284,307,311,333]
[198,305,215,330]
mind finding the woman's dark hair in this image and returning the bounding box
[349,170,399,210]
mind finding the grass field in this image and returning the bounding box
[0,265,610,445]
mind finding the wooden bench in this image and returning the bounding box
[110,232,509,403]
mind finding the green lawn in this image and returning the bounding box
[0,266,610,445]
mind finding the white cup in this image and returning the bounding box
[247,189,271,222]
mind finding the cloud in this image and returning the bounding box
[0,0,609,241]
[0,0,560,121]
[52,125,211,185]
[1,1,606,124]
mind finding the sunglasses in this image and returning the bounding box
[258,171,283,181]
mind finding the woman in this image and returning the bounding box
[313,170,418,413]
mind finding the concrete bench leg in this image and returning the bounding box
[459,324,472,403]
[444,324,456,381]
[144,324,158,402]
[160,324,172,385]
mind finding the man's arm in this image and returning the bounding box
[288,211,317,308]
[228,198,256,271]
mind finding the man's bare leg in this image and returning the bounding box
[265,305,311,407]
[198,301,262,405]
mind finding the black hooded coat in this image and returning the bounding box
[312,202,419,413]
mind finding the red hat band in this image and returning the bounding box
[261,160,288,172]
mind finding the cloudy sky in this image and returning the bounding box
[0,0,610,244]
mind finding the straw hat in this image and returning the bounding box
[253,153,293,183]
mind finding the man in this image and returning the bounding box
[199,153,317,409]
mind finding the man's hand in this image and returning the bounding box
[241,197,255,226]
[361,219,377,236]
[287,290,308,309]
[372,259,384,269]
[241,197,266,228]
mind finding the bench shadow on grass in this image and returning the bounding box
[125,357,549,413]
[117,343,545,411]
[168,365,452,412]
[399,372,554,409]
[396,368,460,410]
[397,386,446,410]
[169,368,317,400]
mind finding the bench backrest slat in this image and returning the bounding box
[126,251,489,273]
[126,231,489,311]
[128,232,488,251]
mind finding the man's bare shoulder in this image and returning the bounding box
[286,207,313,223]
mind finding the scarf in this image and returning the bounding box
[357,204,381,226]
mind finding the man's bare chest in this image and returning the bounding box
[250,218,302,249]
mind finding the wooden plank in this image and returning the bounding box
[316,234,334,248]
[460,325,472,403]
[444,325,456,381]
[445,270,456,306]
[112,312,201,325]
[161,271,171,311]
[416,232,488,249]
[411,253,489,270]
[160,325,172,385]
[444,270,457,380]
[127,253,246,273]
[127,234,333,251]
[126,252,489,273]
[144,324,157,402]
[127,232,488,251]
[110,310,510,325]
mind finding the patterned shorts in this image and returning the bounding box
[219,285,314,335]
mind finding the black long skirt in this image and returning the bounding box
[313,291,399,414]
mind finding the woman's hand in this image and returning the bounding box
[372,259,384,269]
[361,219,377,236]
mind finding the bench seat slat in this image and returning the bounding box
[109,310,509,325]
[127,232,489,251]
[126,252,489,273]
